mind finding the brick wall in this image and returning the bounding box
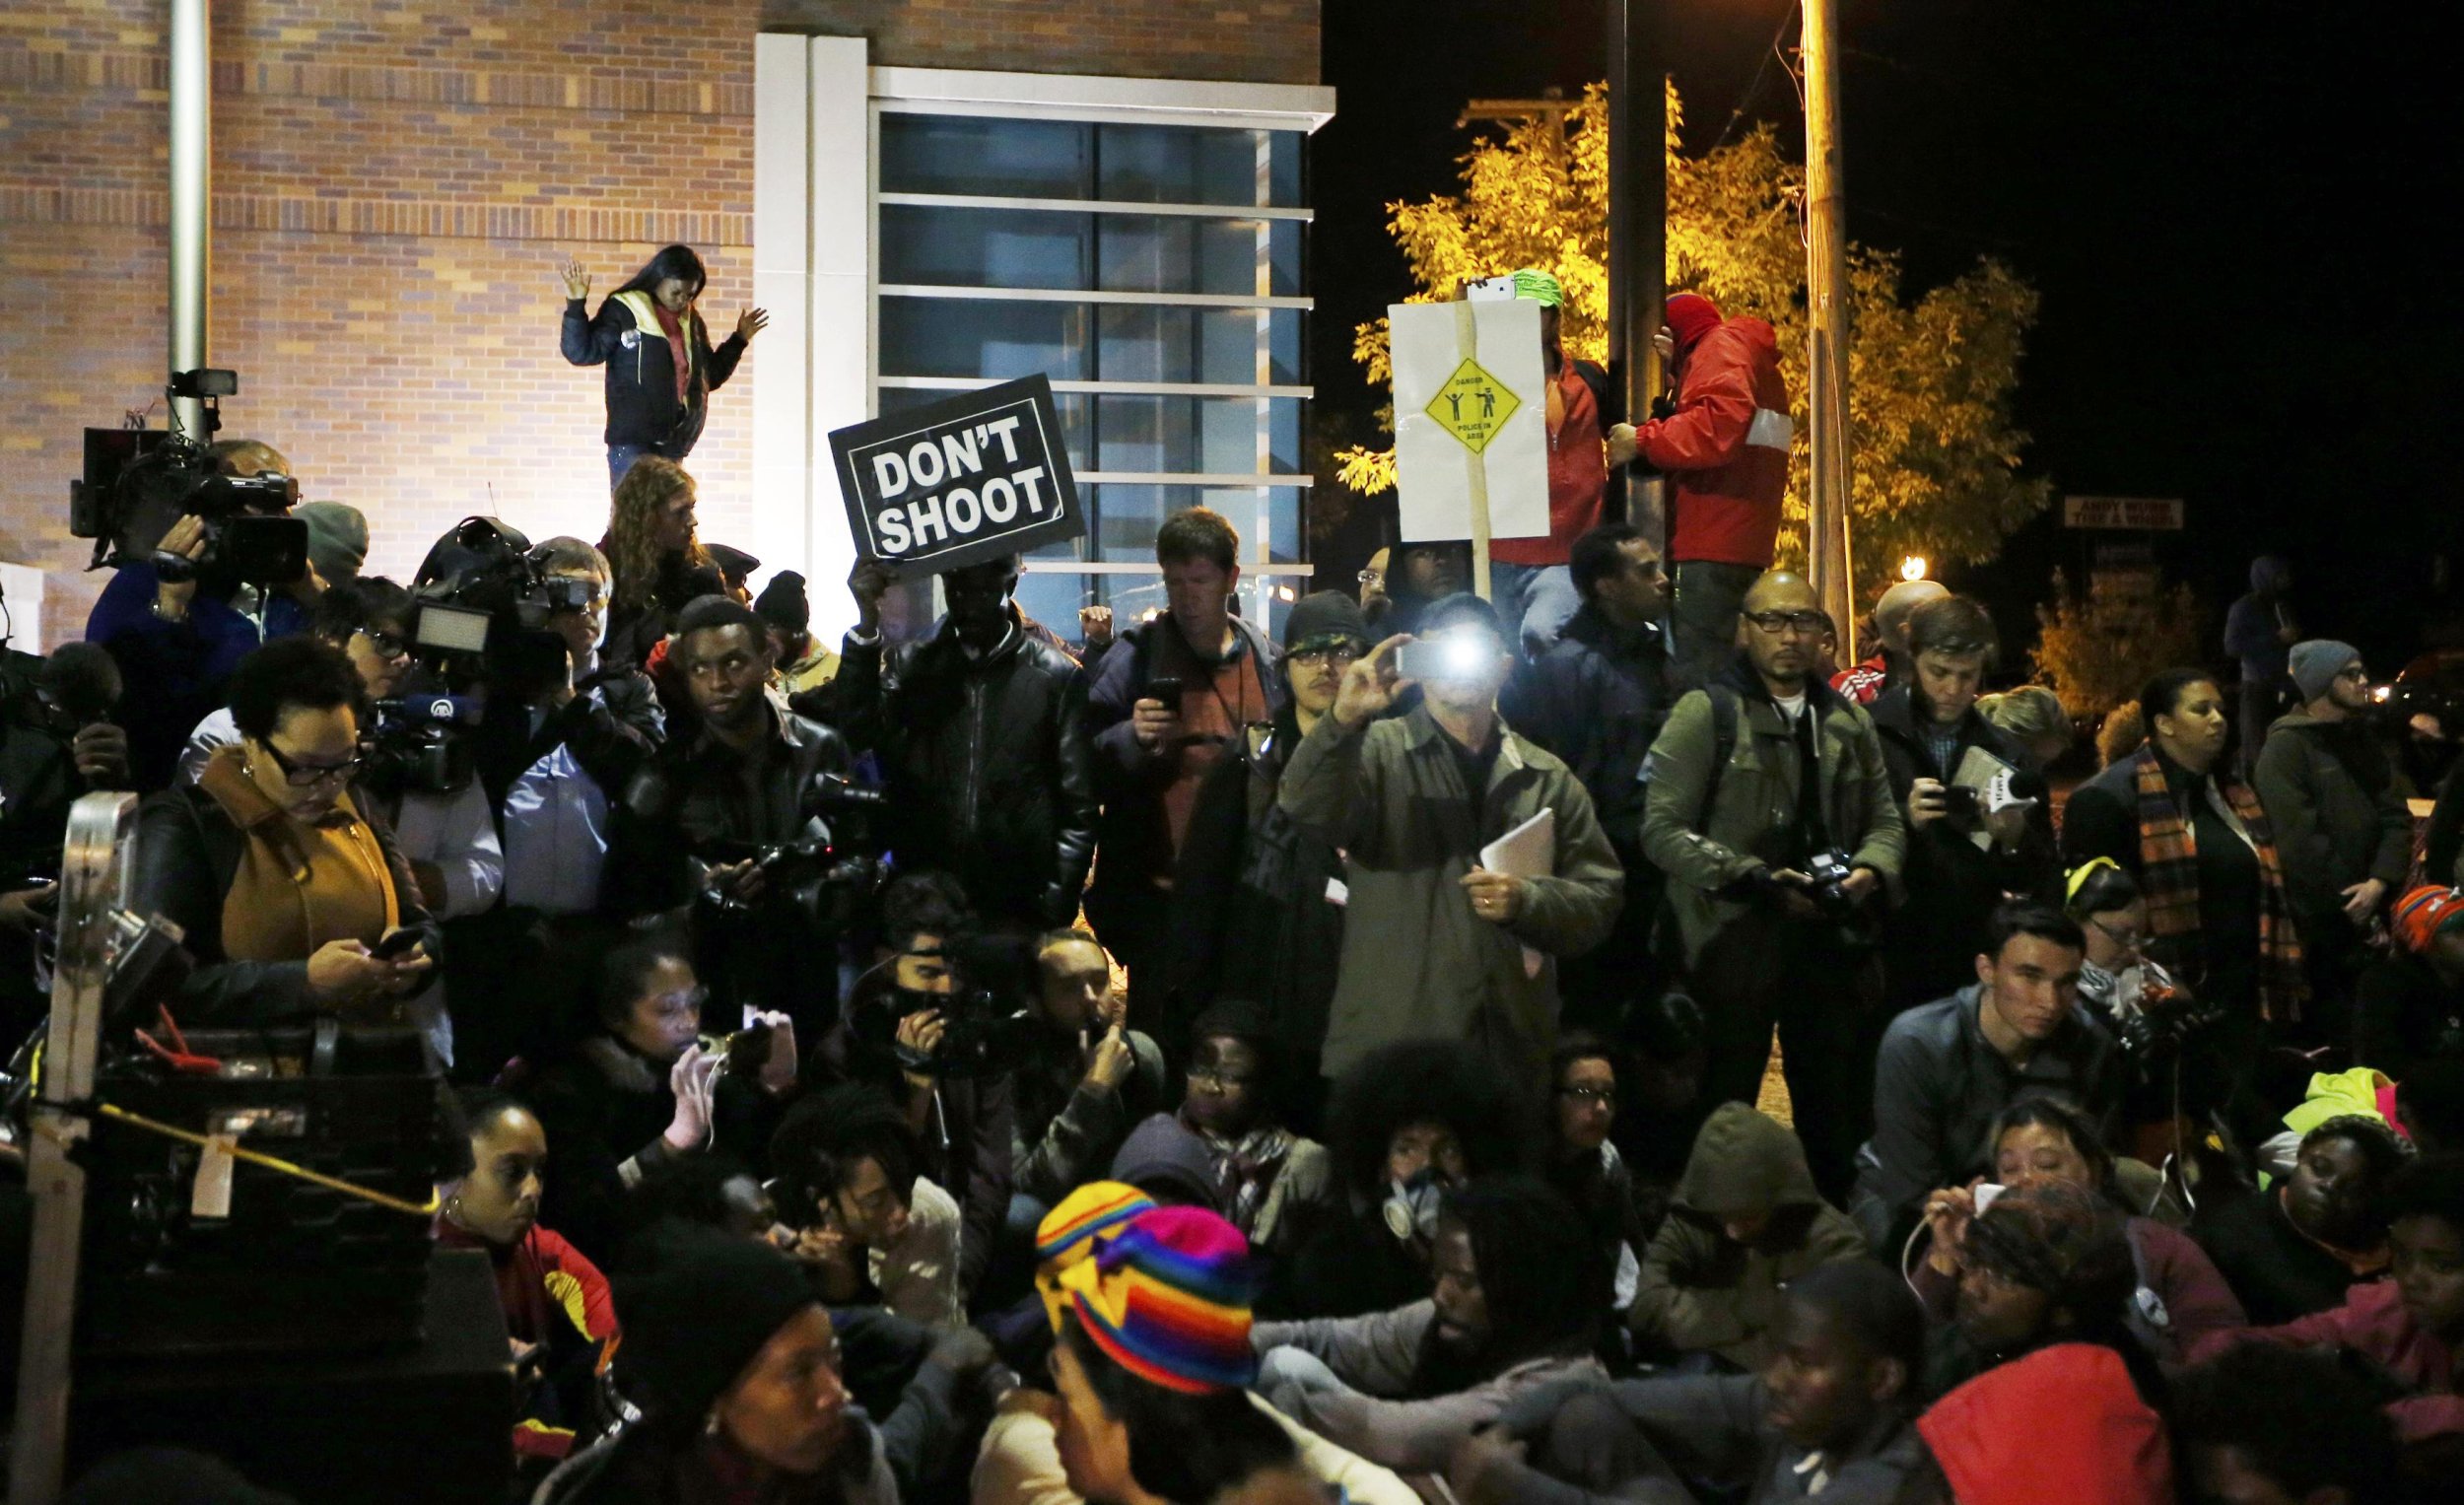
[0,0,1317,647]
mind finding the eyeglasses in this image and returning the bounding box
[2088,917,2147,952]
[1290,647,1362,670]
[1357,569,1385,588]
[1557,1085,1618,1108]
[1744,610,1827,637]
[357,627,411,660]
[258,738,364,789]
[1187,1065,1258,1091]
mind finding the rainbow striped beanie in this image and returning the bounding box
[1056,1205,1258,1395]
[1034,1182,1156,1331]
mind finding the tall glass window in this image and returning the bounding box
[875,110,1314,638]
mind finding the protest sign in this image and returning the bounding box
[1388,296,1550,595]
[829,375,1083,577]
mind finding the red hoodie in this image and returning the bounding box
[1918,1344,2173,1505]
[1637,316,1791,569]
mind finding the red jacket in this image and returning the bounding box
[2190,1278,2464,1445]
[1918,1343,2172,1505]
[440,1220,620,1463]
[1638,317,1791,569]
[1492,358,1610,568]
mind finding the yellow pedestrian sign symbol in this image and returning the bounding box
[1425,357,1521,455]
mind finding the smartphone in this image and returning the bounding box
[372,928,423,960]
[1972,1182,2007,1214]
[1143,674,1184,705]
[1395,637,1491,682]
[1939,785,1980,819]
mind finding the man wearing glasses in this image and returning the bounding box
[1168,590,1373,1113]
[1503,522,1677,1035]
[2254,640,2414,1027]
[1640,570,1905,1202]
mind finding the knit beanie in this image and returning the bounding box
[2393,885,2464,957]
[754,570,812,635]
[293,502,369,585]
[1055,1206,1258,1394]
[613,1221,818,1421]
[1664,292,1724,354]
[1918,1344,2173,1505]
[2289,639,2361,705]
[1034,1181,1157,1330]
[1281,590,1369,654]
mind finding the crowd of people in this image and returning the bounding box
[5,250,2463,1503]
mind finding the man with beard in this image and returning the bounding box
[1447,1261,1927,1505]
[828,555,1097,934]
[1250,1178,1608,1475]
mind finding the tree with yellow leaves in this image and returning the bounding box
[1338,84,2050,608]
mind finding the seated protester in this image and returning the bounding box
[1013,928,1168,1212]
[1911,1098,2244,1369]
[769,1083,966,1332]
[181,576,502,1063]
[1629,1103,1867,1370]
[2191,1114,2405,1326]
[1449,1261,1927,1505]
[2062,857,2184,1037]
[603,593,853,1034]
[1870,595,2062,1015]
[2172,1341,2405,1505]
[2401,1059,2464,1156]
[461,535,663,1078]
[1921,1179,2161,1403]
[753,571,840,698]
[1167,589,1371,1104]
[2356,885,2464,1082]
[1110,1111,1225,1209]
[1902,1344,2174,1505]
[1850,900,2119,1252]
[1269,1038,1526,1320]
[434,1090,617,1477]
[977,1199,1417,1505]
[1251,1177,1609,1476]
[1541,1035,1654,1321]
[1606,990,1709,1242]
[807,871,1017,1301]
[130,635,438,1022]
[1115,1000,1338,1259]
[2061,666,2305,1051]
[630,1156,1012,1504]
[537,1222,895,1505]
[526,932,752,1266]
[2188,1153,2464,1452]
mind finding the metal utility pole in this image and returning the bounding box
[169,0,211,442]
[1802,0,1855,655]
[1604,0,1667,540]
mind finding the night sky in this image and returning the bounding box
[1313,0,2462,672]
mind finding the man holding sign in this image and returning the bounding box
[1278,591,1622,1095]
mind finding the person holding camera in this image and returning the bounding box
[560,244,765,491]
[1279,592,1622,1098]
[130,634,438,1023]
[828,554,1098,936]
[806,872,1019,1301]
[0,642,129,1038]
[1869,595,2060,1016]
[1639,570,1905,1203]
[607,594,854,1031]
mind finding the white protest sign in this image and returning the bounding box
[1389,298,1552,575]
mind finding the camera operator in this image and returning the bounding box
[130,634,437,1022]
[0,642,129,1036]
[84,437,320,791]
[1639,570,1905,1203]
[806,872,1019,1301]
[826,554,1097,935]
[1870,595,2060,1016]
[606,595,854,1031]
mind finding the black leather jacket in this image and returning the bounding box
[130,780,441,1022]
[807,611,1097,928]
[607,701,853,917]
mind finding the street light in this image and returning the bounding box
[1899,555,1928,582]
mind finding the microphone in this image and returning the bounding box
[39,642,124,725]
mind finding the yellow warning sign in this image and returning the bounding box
[1424,358,1522,455]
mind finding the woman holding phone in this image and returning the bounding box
[132,635,438,1023]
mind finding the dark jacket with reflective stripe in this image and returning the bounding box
[560,291,746,451]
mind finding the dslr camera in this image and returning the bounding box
[864,932,1038,1080]
[1802,848,1863,921]
[71,370,307,585]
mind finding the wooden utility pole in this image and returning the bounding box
[1802,0,1856,659]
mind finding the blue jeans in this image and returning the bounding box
[1489,561,1582,659]
[608,442,683,492]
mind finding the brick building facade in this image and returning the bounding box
[0,0,1319,647]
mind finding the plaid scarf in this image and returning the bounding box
[1179,1111,1295,1238]
[2131,744,2304,1022]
